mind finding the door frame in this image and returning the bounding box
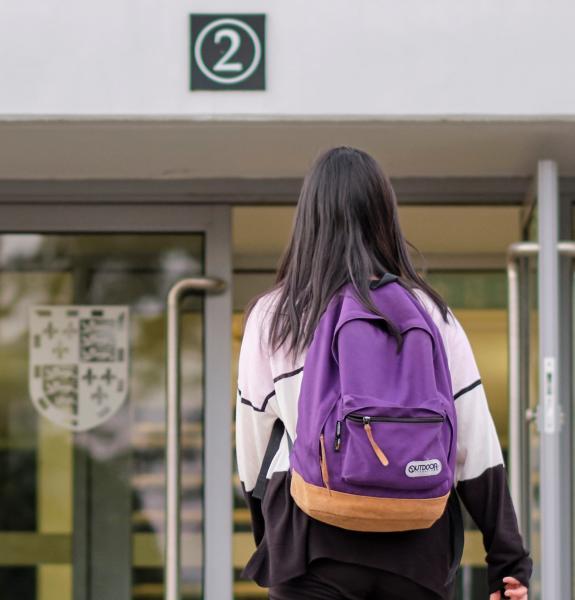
[538,161,572,600]
[0,203,233,600]
[508,163,574,599]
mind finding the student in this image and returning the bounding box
[235,146,532,600]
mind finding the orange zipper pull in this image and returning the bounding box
[363,417,389,466]
[319,433,331,492]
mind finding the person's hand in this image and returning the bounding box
[489,576,528,599]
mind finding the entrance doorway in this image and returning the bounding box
[1,170,572,600]
[231,201,527,599]
[0,205,233,600]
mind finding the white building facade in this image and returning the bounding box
[0,1,574,599]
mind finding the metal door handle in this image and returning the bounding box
[507,242,538,531]
[165,277,227,600]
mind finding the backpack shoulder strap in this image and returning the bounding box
[252,418,290,500]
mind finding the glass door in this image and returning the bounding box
[0,205,232,600]
[507,161,573,600]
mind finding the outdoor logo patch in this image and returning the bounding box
[405,459,442,477]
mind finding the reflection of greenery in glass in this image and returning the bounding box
[0,234,204,600]
[427,271,507,309]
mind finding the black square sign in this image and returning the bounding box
[190,14,266,91]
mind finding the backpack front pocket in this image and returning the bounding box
[339,409,451,492]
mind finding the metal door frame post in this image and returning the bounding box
[537,160,570,599]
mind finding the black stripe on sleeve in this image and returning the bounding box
[238,388,276,413]
[238,366,304,413]
[273,365,304,383]
[454,378,482,400]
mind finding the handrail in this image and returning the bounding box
[506,242,538,532]
[165,277,227,600]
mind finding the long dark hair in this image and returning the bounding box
[244,146,451,359]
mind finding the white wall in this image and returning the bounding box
[1,0,574,117]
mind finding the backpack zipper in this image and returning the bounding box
[346,413,445,424]
[334,413,445,466]
[334,420,342,451]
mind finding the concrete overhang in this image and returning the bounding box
[0,118,575,185]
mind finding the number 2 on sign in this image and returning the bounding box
[213,28,243,72]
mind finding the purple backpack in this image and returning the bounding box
[250,273,464,583]
[289,274,459,533]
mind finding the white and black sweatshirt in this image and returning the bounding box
[235,286,533,597]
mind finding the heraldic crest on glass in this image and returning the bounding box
[29,306,130,431]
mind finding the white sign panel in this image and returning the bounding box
[29,306,129,432]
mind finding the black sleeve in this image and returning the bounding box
[241,483,266,546]
[456,464,533,594]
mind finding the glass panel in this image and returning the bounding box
[0,233,205,600]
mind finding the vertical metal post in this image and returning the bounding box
[537,160,566,599]
[203,207,233,600]
[557,240,575,597]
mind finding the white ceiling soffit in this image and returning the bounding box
[1,119,575,179]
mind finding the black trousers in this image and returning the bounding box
[268,558,454,600]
